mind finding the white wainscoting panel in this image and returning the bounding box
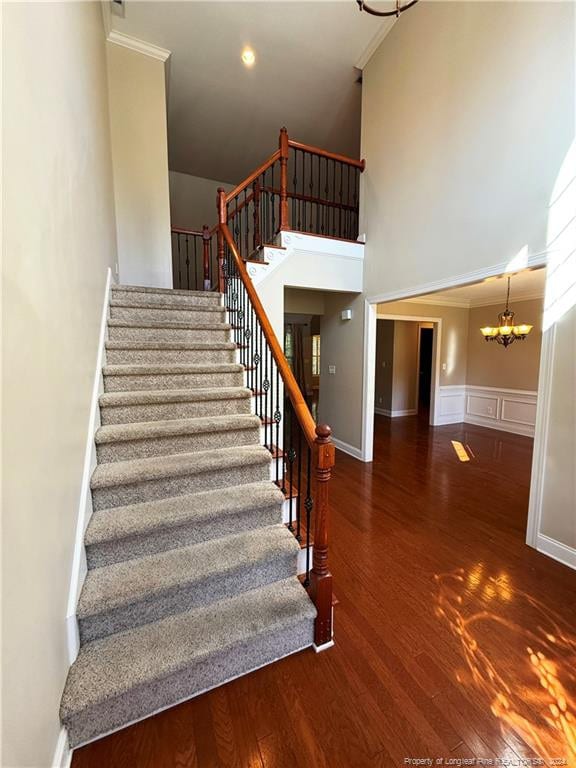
[437,385,537,436]
[436,385,466,425]
[465,386,537,436]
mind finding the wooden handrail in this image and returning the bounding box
[225,149,281,204]
[220,221,317,448]
[171,226,206,236]
[288,138,366,171]
[218,183,336,648]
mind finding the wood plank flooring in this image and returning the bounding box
[72,416,576,767]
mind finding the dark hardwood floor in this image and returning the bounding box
[73,415,576,768]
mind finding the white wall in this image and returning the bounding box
[169,171,234,231]
[319,1,574,453]
[538,305,576,550]
[2,4,117,766]
[107,41,172,287]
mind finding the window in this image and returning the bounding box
[312,334,320,376]
[284,325,294,368]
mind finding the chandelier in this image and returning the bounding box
[356,0,419,17]
[480,276,533,348]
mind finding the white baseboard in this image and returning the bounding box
[374,407,418,418]
[332,437,364,460]
[66,268,113,665]
[52,727,72,768]
[464,414,535,437]
[536,534,576,571]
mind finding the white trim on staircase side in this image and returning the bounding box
[66,268,114,665]
[52,726,72,768]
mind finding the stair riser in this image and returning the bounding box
[65,618,314,748]
[108,326,230,344]
[111,290,222,309]
[91,461,270,511]
[104,371,244,392]
[86,504,283,568]
[110,306,226,324]
[105,348,236,365]
[96,426,261,463]
[100,397,251,425]
[79,552,298,644]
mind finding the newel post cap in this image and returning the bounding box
[315,424,332,442]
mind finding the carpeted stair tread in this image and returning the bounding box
[78,525,299,620]
[108,318,230,331]
[95,414,261,446]
[110,297,224,313]
[103,362,243,376]
[91,445,271,490]
[99,388,251,408]
[61,578,316,746]
[112,285,219,298]
[86,481,284,549]
[105,340,236,352]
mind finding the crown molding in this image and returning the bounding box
[107,29,171,63]
[403,296,471,309]
[401,289,545,310]
[355,17,396,70]
[469,290,545,309]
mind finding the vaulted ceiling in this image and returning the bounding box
[110,1,394,182]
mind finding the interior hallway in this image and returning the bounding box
[73,416,576,767]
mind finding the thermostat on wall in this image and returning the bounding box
[341,309,353,321]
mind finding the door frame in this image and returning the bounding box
[361,253,551,552]
[375,313,442,424]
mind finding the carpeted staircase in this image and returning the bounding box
[60,284,316,748]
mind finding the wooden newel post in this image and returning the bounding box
[279,127,289,231]
[202,225,211,291]
[216,188,227,294]
[309,423,335,648]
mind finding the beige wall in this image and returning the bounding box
[391,321,419,412]
[2,4,117,766]
[318,291,364,437]
[284,288,326,316]
[378,301,470,387]
[107,42,172,287]
[319,1,573,452]
[467,298,544,390]
[169,171,234,231]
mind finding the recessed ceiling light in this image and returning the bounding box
[241,48,256,67]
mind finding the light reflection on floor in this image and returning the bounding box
[435,568,576,763]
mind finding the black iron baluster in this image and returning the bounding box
[287,399,295,530]
[291,148,297,229]
[263,339,269,449]
[304,446,313,586]
[250,304,255,392]
[296,426,302,541]
[244,189,249,259]
[323,157,329,235]
[185,235,190,290]
[297,151,302,230]
[338,162,343,238]
[274,363,281,482]
[271,163,276,236]
[177,235,182,289]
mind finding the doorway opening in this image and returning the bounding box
[418,326,434,415]
[364,264,548,549]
